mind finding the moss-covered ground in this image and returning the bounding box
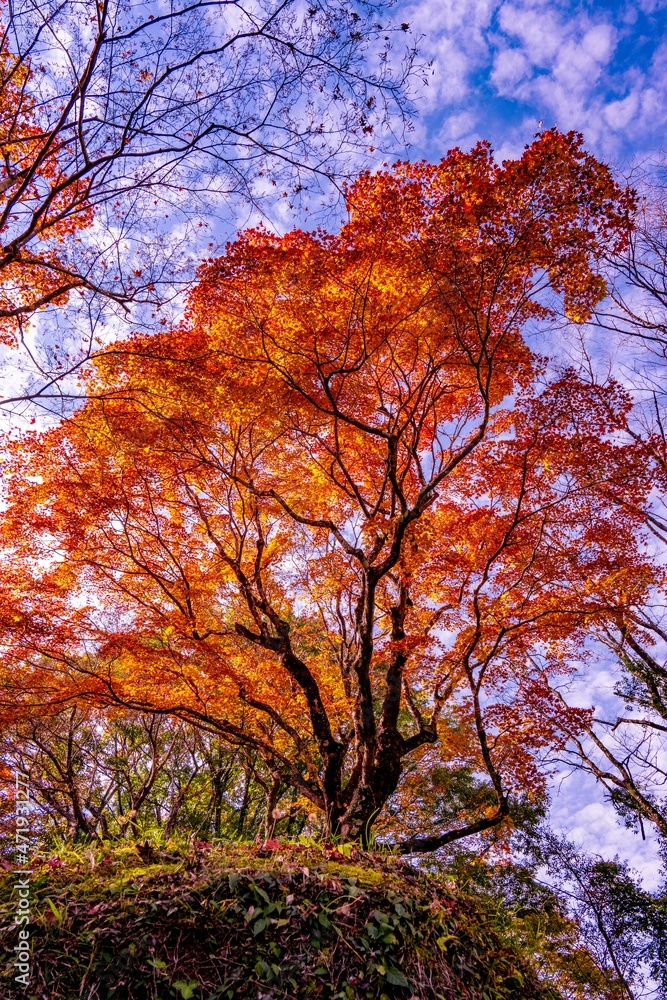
[0,840,568,999]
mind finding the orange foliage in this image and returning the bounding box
[0,25,93,345]
[0,131,651,849]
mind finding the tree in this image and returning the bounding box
[524,831,667,1000]
[595,167,667,356]
[552,623,667,841]
[0,130,648,851]
[0,707,270,846]
[0,24,93,347]
[445,834,665,1000]
[0,0,413,407]
[549,171,667,842]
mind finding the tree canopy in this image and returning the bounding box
[0,130,654,852]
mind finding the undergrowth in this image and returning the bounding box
[0,839,574,999]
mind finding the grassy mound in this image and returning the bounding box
[0,841,562,999]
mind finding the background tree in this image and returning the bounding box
[546,170,667,844]
[449,828,667,1000]
[0,0,414,410]
[0,707,283,847]
[525,831,666,1000]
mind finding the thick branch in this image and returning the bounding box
[396,799,510,854]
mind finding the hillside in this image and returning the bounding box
[0,840,591,1000]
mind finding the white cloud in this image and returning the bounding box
[437,109,479,144]
[401,0,498,112]
[582,22,617,63]
[497,2,564,66]
[488,4,620,146]
[604,91,640,129]
[637,0,667,13]
[491,47,531,91]
[399,0,667,160]
[493,5,667,153]
[428,35,480,105]
[550,769,663,890]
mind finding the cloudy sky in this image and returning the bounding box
[392,0,667,888]
[399,0,667,167]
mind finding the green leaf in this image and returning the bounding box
[45,897,63,923]
[436,933,458,951]
[148,958,167,970]
[385,967,409,987]
[173,981,199,999]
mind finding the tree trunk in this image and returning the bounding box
[263,776,282,841]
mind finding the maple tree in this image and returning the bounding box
[0,130,654,851]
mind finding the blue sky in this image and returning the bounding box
[398,0,667,168]
[391,0,667,887]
